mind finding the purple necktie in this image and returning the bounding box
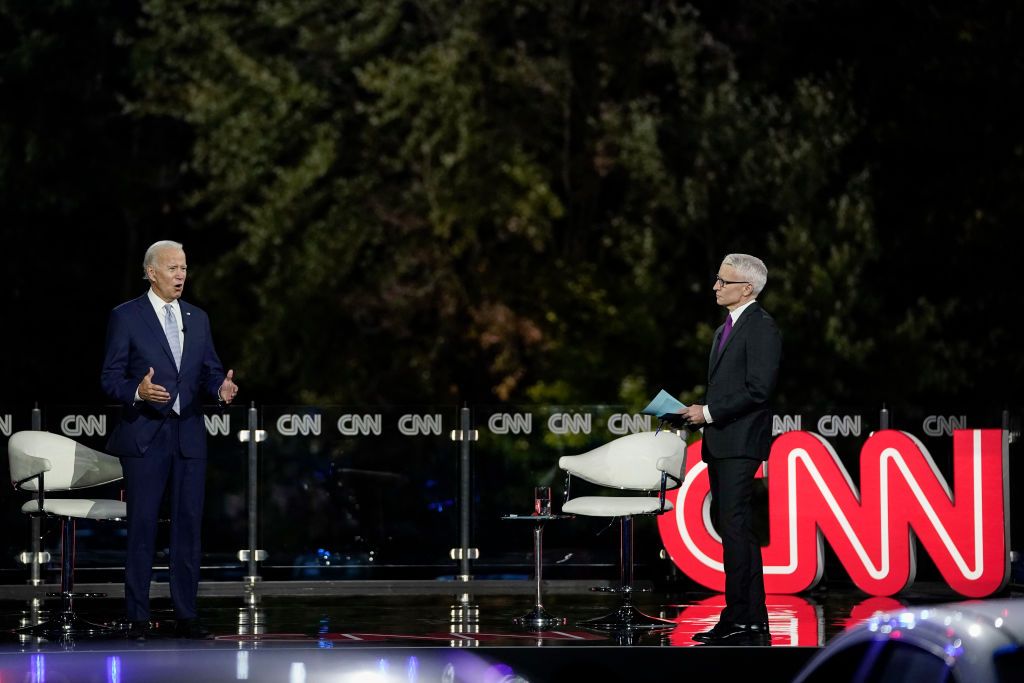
[717,314,734,352]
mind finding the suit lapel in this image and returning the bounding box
[709,302,760,376]
[178,301,193,368]
[136,294,178,369]
[708,325,724,377]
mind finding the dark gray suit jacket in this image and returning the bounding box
[701,302,782,461]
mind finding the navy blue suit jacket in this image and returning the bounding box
[100,294,225,459]
[702,302,782,461]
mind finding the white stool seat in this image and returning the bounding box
[562,496,672,517]
[22,498,126,520]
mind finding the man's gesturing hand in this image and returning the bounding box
[139,367,171,404]
[219,369,239,404]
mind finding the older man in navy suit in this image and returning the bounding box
[681,253,782,645]
[101,240,238,640]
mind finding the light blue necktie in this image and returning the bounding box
[163,304,182,413]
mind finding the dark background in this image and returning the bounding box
[2,0,1022,413]
[1,1,1021,590]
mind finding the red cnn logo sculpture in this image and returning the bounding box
[658,429,1009,597]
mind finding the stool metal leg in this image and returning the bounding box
[514,521,565,629]
[581,516,674,631]
[17,518,116,641]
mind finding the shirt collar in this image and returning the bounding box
[147,288,181,317]
[729,299,757,323]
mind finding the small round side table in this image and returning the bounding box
[501,513,572,629]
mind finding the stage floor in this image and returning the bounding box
[0,582,1013,682]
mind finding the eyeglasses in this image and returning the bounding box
[713,275,750,288]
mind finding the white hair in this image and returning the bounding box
[142,240,184,280]
[722,253,768,295]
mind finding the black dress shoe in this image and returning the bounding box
[175,618,214,640]
[703,630,771,646]
[693,621,747,642]
[694,621,771,644]
[126,621,151,641]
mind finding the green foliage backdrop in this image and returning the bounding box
[2,1,1022,412]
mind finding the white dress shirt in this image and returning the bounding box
[134,289,184,404]
[148,288,184,351]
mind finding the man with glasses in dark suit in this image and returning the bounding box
[680,253,782,645]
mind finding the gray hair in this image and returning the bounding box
[722,253,768,296]
[142,240,184,280]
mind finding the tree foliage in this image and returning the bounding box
[126,0,879,409]
[3,1,1020,412]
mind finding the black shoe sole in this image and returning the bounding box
[693,624,772,645]
[701,633,772,646]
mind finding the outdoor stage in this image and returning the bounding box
[0,580,1000,683]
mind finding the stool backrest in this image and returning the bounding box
[7,431,123,492]
[558,431,685,491]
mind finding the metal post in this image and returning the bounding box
[1002,409,1018,445]
[236,403,266,588]
[533,524,544,609]
[60,519,74,612]
[246,402,259,584]
[448,406,478,621]
[620,516,634,593]
[29,404,42,586]
[879,404,890,430]
[459,405,472,581]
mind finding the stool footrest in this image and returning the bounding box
[590,585,651,594]
[580,604,674,631]
[514,606,567,630]
[17,612,122,641]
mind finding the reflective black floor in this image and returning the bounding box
[0,583,1015,682]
